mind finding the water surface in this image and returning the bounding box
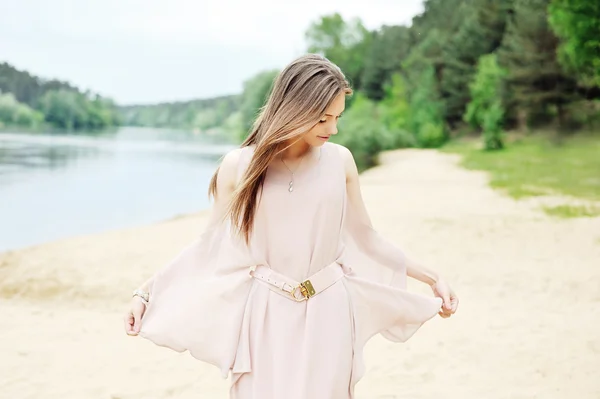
[0,127,236,252]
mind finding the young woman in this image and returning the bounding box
[124,53,459,398]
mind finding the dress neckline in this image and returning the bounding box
[265,143,326,187]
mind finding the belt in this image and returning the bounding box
[249,261,344,302]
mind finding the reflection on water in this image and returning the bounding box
[0,127,236,251]
[0,139,102,177]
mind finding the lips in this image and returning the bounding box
[318,136,330,140]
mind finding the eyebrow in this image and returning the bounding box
[325,112,344,117]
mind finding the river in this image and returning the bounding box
[0,127,236,252]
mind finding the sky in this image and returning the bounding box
[0,0,424,105]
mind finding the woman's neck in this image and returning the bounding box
[280,139,315,161]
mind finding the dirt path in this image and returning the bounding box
[1,149,599,399]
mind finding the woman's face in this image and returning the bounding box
[302,91,346,147]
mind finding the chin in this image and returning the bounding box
[313,137,330,146]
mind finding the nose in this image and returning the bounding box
[327,124,338,136]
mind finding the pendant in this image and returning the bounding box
[288,180,294,192]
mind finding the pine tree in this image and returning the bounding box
[361,25,411,101]
[440,0,512,125]
[497,0,578,129]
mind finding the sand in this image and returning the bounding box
[1,149,599,399]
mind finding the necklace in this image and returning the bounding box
[279,149,309,193]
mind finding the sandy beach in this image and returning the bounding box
[1,148,599,399]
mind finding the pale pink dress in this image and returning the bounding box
[139,142,442,398]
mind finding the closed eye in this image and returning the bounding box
[320,112,343,123]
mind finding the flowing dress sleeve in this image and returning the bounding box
[335,189,444,395]
[139,217,256,377]
[139,204,257,379]
[140,151,256,378]
[139,146,259,378]
[337,189,443,344]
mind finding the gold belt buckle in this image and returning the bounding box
[290,279,315,301]
[301,279,316,298]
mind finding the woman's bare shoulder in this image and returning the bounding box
[328,142,358,181]
[215,147,243,189]
[219,145,255,188]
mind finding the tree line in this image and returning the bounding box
[301,0,600,167]
[5,0,594,167]
[123,0,599,169]
[0,62,120,130]
[119,95,240,135]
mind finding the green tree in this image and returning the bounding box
[37,90,87,130]
[305,13,372,90]
[37,90,120,130]
[408,66,447,147]
[0,92,44,128]
[404,0,466,75]
[333,93,396,170]
[379,74,417,148]
[0,62,120,131]
[86,95,120,129]
[497,0,579,129]
[440,0,511,124]
[361,25,411,101]
[0,62,79,107]
[548,0,600,87]
[464,54,508,150]
[119,95,239,132]
[238,69,279,141]
[193,108,219,130]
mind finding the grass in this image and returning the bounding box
[542,204,600,218]
[441,132,600,217]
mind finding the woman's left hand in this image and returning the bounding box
[431,278,459,318]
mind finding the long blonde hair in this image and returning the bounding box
[208,53,353,245]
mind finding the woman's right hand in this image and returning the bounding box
[124,297,147,336]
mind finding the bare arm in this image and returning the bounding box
[339,145,440,286]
